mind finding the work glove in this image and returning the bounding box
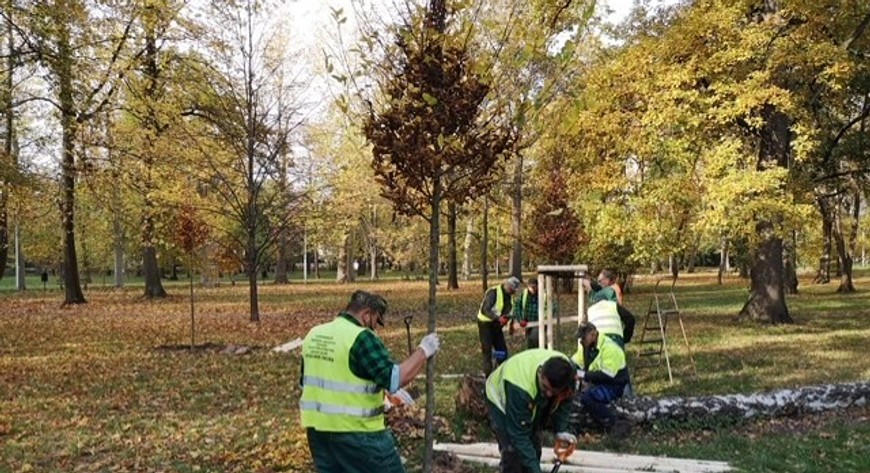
[498,316,510,326]
[519,320,528,328]
[554,432,577,461]
[576,369,586,381]
[556,432,577,446]
[418,332,440,358]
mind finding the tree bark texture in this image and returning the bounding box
[141,20,167,298]
[58,15,85,304]
[337,233,349,283]
[815,199,833,284]
[510,153,523,279]
[423,178,442,473]
[740,105,791,324]
[481,199,489,293]
[717,237,729,285]
[834,191,859,293]
[447,201,458,289]
[462,216,474,281]
[783,230,798,294]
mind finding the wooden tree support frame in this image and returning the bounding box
[536,265,589,351]
[434,442,732,472]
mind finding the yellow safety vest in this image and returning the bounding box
[485,349,569,415]
[587,300,623,338]
[300,317,385,432]
[571,335,626,378]
[478,286,505,322]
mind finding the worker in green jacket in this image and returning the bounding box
[512,278,540,349]
[486,349,578,473]
[299,290,441,473]
[572,322,629,434]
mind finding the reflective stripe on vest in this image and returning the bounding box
[300,317,385,432]
[572,334,626,377]
[299,400,385,418]
[587,300,623,337]
[485,349,569,414]
[478,286,505,322]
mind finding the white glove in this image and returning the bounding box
[556,432,577,445]
[576,369,586,380]
[418,332,440,358]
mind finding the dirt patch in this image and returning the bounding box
[153,343,261,355]
[433,451,478,473]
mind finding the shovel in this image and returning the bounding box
[403,315,414,355]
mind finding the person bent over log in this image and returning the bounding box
[486,349,577,473]
[478,276,521,376]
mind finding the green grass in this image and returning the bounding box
[1,270,869,472]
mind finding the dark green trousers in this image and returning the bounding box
[306,428,405,473]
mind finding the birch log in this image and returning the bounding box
[571,381,869,428]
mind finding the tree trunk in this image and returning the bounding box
[423,178,442,473]
[481,199,489,292]
[510,152,522,279]
[313,243,320,279]
[783,230,799,294]
[247,222,260,322]
[337,233,349,283]
[462,216,473,281]
[447,201,458,289]
[816,199,833,284]
[0,2,13,283]
[718,237,729,285]
[274,231,288,284]
[669,254,680,279]
[56,11,85,304]
[141,14,166,299]
[370,206,378,281]
[112,198,124,289]
[14,222,24,290]
[686,241,699,274]
[739,105,792,323]
[834,193,858,293]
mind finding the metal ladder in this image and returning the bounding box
[636,277,697,383]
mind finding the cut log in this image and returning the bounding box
[272,338,303,353]
[436,442,731,472]
[455,374,488,420]
[572,381,870,427]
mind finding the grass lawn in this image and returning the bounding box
[1,270,868,472]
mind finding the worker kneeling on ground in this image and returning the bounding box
[485,348,577,473]
[572,322,630,436]
[299,290,441,473]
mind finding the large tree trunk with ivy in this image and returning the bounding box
[740,105,792,324]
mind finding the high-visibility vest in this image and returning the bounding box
[587,300,623,338]
[300,317,385,432]
[571,334,626,378]
[478,286,505,322]
[485,349,569,415]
